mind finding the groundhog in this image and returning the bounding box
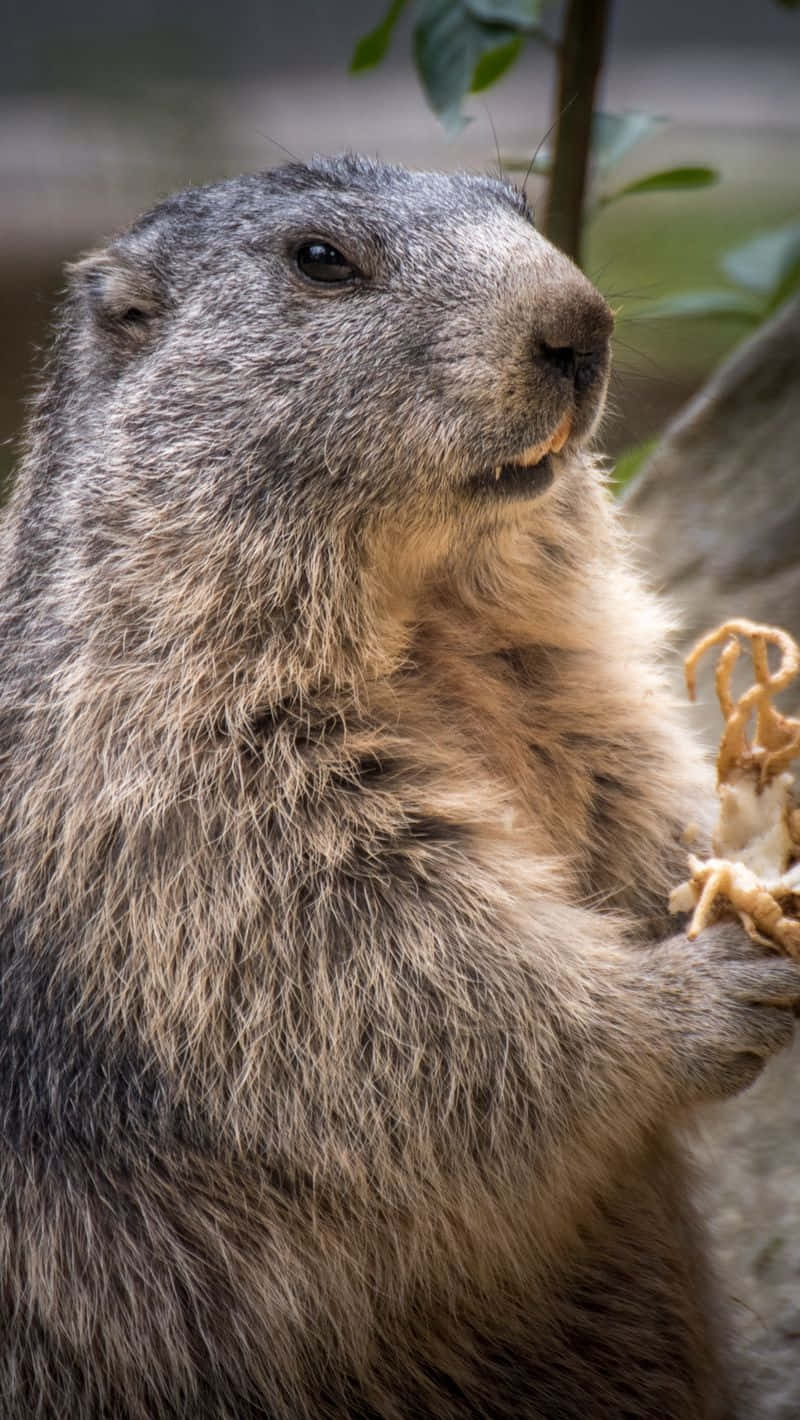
[2,155,799,1420]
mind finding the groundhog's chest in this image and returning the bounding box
[401,646,630,864]
[394,636,681,928]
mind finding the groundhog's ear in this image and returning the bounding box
[68,247,165,351]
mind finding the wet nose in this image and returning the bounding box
[537,339,608,394]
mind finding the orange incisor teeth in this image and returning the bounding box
[517,412,573,467]
[549,411,572,453]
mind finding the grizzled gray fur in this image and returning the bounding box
[2,155,799,1419]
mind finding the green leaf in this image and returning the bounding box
[413,0,516,132]
[471,33,524,91]
[591,111,665,173]
[350,0,410,71]
[642,288,764,321]
[720,221,800,296]
[608,165,718,200]
[465,0,542,25]
[414,0,482,131]
[610,437,658,493]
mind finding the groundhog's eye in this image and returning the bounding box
[295,241,358,284]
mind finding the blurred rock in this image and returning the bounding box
[625,295,800,745]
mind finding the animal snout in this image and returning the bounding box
[532,286,613,396]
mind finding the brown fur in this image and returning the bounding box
[2,157,799,1418]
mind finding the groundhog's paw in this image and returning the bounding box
[648,922,800,1102]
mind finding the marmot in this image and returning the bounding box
[2,155,799,1420]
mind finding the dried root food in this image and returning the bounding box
[669,620,800,957]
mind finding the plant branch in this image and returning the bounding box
[544,0,612,266]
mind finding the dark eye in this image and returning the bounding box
[295,241,358,284]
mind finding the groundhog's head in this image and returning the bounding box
[38,157,613,686]
[69,154,610,513]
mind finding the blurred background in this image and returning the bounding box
[2,0,799,496]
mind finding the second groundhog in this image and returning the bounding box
[2,155,800,1419]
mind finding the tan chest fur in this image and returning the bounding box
[362,491,702,938]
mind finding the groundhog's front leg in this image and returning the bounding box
[486,912,800,1218]
[274,859,800,1254]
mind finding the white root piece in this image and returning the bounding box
[671,620,800,958]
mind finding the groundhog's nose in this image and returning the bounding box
[532,287,614,395]
[537,339,608,394]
